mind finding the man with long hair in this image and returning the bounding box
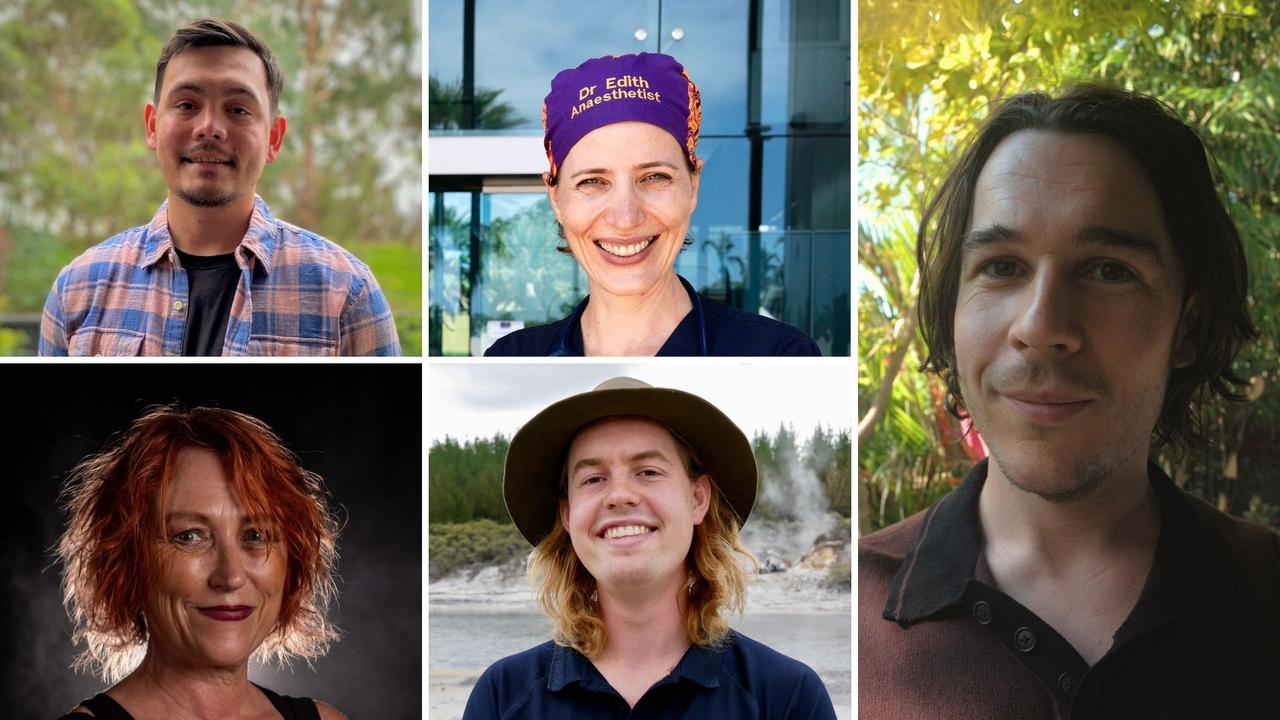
[463,377,836,717]
[860,85,1280,718]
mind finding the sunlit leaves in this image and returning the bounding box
[859,0,1280,530]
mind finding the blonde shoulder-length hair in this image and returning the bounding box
[528,433,757,659]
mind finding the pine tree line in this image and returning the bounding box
[429,427,852,525]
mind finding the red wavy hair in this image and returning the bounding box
[57,405,340,681]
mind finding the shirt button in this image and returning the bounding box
[1014,626,1037,652]
[1058,672,1078,697]
[173,300,184,311]
[168,250,175,263]
[971,600,994,625]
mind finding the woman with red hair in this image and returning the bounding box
[55,405,346,720]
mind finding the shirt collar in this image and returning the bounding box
[881,460,986,625]
[140,196,278,274]
[546,642,588,692]
[558,274,704,356]
[547,638,724,694]
[674,638,724,688]
[882,458,1222,629]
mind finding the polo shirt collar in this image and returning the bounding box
[547,638,723,694]
[547,642,590,692]
[1113,464,1229,643]
[882,458,1224,629]
[140,196,278,274]
[674,639,723,688]
[882,459,986,625]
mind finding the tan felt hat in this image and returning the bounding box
[503,377,757,545]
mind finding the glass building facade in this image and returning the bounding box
[429,0,850,356]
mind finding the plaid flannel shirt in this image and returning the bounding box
[40,197,400,356]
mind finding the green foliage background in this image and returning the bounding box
[429,519,527,581]
[0,0,422,355]
[859,0,1280,534]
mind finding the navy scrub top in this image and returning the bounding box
[462,630,837,719]
[484,276,821,356]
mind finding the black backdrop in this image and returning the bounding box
[0,363,422,717]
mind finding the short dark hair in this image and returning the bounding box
[917,84,1257,449]
[154,18,284,115]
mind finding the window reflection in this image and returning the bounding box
[428,192,474,356]
[688,138,749,241]
[472,1,656,132]
[427,0,851,355]
[473,194,583,353]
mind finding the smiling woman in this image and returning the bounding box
[483,53,820,357]
[54,405,346,720]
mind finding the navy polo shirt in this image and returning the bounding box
[462,630,837,719]
[483,276,822,356]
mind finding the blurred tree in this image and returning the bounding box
[428,434,511,524]
[860,0,1280,532]
[0,1,156,244]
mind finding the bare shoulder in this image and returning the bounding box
[316,700,347,720]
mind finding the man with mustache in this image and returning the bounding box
[860,86,1280,718]
[39,19,399,356]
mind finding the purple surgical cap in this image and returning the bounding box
[542,53,702,182]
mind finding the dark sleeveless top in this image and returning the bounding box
[56,683,321,720]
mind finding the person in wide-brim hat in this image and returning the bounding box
[503,375,757,546]
[462,377,837,718]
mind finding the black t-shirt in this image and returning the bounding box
[175,247,239,356]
